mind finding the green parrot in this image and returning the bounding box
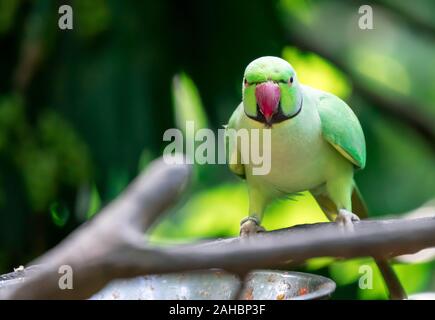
[227,56,365,230]
[226,56,405,299]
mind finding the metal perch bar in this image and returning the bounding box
[1,156,435,299]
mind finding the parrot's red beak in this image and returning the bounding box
[255,81,281,123]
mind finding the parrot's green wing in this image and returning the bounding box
[316,91,366,169]
[226,103,246,179]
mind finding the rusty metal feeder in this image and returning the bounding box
[0,267,336,300]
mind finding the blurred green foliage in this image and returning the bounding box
[172,73,208,132]
[0,0,434,299]
[0,0,19,35]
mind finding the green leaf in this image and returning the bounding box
[262,191,328,230]
[172,73,208,133]
[137,149,153,173]
[86,183,101,220]
[305,257,335,271]
[282,46,351,99]
[50,202,70,227]
[0,0,20,35]
[150,183,248,242]
[329,258,433,300]
[329,258,372,286]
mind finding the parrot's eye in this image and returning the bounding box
[244,78,249,88]
[288,77,294,85]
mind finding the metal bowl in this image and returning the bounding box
[0,266,41,290]
[91,270,336,300]
[0,267,336,300]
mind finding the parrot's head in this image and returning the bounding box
[242,56,303,126]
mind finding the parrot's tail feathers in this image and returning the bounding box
[286,192,304,201]
[275,192,304,203]
[351,184,369,219]
[311,193,337,221]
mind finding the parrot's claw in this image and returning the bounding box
[335,209,360,232]
[240,216,265,237]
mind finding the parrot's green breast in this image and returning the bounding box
[227,85,366,194]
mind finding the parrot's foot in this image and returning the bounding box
[240,216,265,237]
[335,209,360,232]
